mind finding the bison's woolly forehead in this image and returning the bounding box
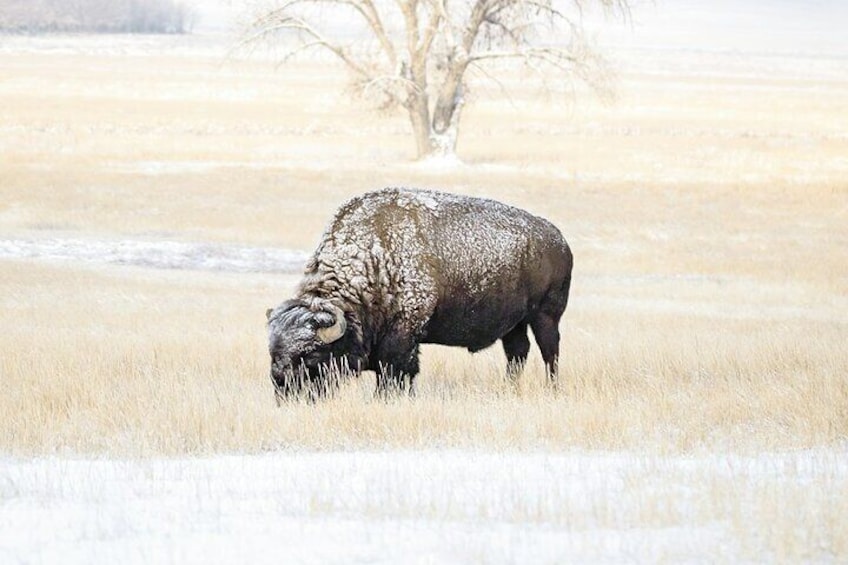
[267,304,314,359]
[267,300,317,344]
[267,312,309,338]
[267,301,317,336]
[267,298,348,359]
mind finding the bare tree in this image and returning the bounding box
[243,0,629,160]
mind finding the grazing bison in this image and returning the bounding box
[266,187,572,399]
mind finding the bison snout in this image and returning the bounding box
[270,362,316,401]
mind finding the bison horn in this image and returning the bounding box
[316,305,346,344]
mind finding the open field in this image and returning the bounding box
[1,22,847,562]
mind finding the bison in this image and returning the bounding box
[266,187,572,399]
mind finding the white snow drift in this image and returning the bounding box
[0,236,308,274]
[1,450,845,563]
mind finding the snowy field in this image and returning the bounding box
[3,449,847,563]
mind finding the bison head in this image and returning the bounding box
[266,298,360,400]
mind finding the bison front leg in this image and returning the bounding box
[375,365,417,398]
[374,340,420,399]
[501,322,530,379]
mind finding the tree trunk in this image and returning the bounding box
[408,94,433,160]
[430,79,464,160]
[407,84,464,161]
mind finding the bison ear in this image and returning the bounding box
[266,308,274,321]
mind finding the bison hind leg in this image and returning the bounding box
[501,322,530,379]
[530,275,571,383]
[530,313,562,382]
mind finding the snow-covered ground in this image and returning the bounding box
[1,449,845,563]
[0,236,307,274]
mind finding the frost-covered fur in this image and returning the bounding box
[267,187,573,398]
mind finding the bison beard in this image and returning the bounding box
[266,187,573,401]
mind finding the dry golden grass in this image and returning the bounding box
[0,39,846,456]
[1,256,844,456]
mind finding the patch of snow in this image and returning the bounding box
[412,152,466,172]
[0,236,308,274]
[0,449,845,563]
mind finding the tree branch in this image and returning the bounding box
[362,73,424,95]
[469,46,579,69]
[462,0,492,54]
[418,0,443,57]
[241,0,398,70]
[244,14,371,77]
[467,58,521,111]
[353,0,398,66]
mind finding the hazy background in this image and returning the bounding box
[185,0,848,54]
